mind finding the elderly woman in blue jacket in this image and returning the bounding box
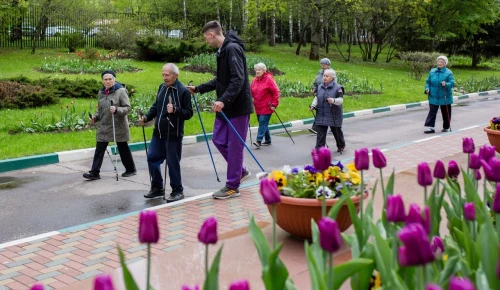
[424,55,455,134]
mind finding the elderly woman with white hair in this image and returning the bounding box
[309,69,345,151]
[309,58,332,134]
[250,62,280,148]
[424,55,455,134]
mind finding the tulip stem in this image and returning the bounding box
[360,170,364,221]
[392,223,398,269]
[496,214,500,240]
[272,205,277,250]
[423,265,428,287]
[328,253,334,290]
[205,244,208,277]
[321,175,326,217]
[417,266,424,290]
[424,186,428,205]
[146,243,151,290]
[379,168,386,207]
[483,178,488,206]
[467,154,470,176]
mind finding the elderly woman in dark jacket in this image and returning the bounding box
[310,69,345,152]
[83,70,136,180]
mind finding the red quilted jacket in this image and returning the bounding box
[250,72,280,115]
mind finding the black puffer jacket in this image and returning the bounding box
[145,79,193,140]
[197,31,254,119]
[315,81,344,127]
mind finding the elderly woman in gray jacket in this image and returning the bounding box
[83,70,136,180]
[309,69,345,152]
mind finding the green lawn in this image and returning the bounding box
[1,45,499,159]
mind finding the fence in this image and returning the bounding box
[0,7,176,49]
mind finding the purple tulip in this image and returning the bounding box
[448,276,476,290]
[462,137,475,154]
[463,203,476,221]
[398,223,435,266]
[478,145,495,162]
[354,148,369,171]
[318,217,343,253]
[198,217,218,245]
[30,284,45,290]
[229,280,250,290]
[426,284,443,290]
[93,274,115,290]
[493,183,500,214]
[418,162,433,186]
[469,153,481,170]
[260,178,281,205]
[481,158,500,182]
[387,194,406,223]
[181,285,199,290]
[433,160,446,180]
[312,147,331,171]
[431,236,444,258]
[372,148,387,169]
[138,211,159,244]
[406,204,430,234]
[447,160,460,179]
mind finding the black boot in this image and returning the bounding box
[144,187,165,199]
[165,191,184,203]
[83,172,100,180]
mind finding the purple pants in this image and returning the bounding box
[212,114,249,189]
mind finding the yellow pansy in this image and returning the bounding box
[270,170,287,189]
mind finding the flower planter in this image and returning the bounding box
[268,192,369,240]
[484,126,500,154]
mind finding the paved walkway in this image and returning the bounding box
[0,125,490,289]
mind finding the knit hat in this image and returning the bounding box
[436,56,448,65]
[101,70,116,78]
[320,58,331,66]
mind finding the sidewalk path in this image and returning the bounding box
[0,126,490,289]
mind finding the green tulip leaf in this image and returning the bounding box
[350,242,376,290]
[117,245,140,290]
[475,267,491,290]
[385,170,395,195]
[203,246,223,290]
[437,255,460,284]
[327,193,350,220]
[346,198,364,250]
[390,269,409,290]
[304,242,328,290]
[477,218,500,289]
[333,258,373,289]
[248,213,271,266]
[262,243,289,290]
[460,219,478,269]
[285,279,298,290]
[369,220,392,288]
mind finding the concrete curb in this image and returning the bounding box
[1,89,499,173]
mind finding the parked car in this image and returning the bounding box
[46,26,81,36]
[167,30,183,39]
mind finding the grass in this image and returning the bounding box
[1,45,500,159]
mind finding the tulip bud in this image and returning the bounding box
[30,284,45,290]
[462,137,475,153]
[418,162,432,187]
[448,277,476,290]
[398,223,434,266]
[93,274,115,290]
[493,183,500,214]
[433,160,446,179]
[318,217,343,253]
[425,284,442,290]
[259,178,281,205]
[372,148,387,169]
[138,211,159,244]
[475,170,481,181]
[447,160,460,179]
[406,204,430,234]
[354,148,369,171]
[181,285,199,290]
[229,280,250,290]
[479,145,495,162]
[469,153,480,170]
[387,194,405,223]
[481,158,500,182]
[431,236,444,258]
[312,147,331,171]
[463,203,476,221]
[198,217,218,245]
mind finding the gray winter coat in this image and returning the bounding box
[92,82,131,142]
[314,81,344,127]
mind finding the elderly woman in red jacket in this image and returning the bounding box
[250,62,280,148]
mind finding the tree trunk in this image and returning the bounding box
[257,0,260,29]
[243,0,248,30]
[229,0,232,29]
[270,9,276,46]
[288,2,293,47]
[309,0,321,60]
[216,0,220,22]
[471,35,479,69]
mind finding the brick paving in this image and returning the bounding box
[0,126,490,289]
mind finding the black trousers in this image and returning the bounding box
[425,104,452,129]
[90,142,136,174]
[315,125,345,150]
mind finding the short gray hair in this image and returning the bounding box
[320,58,331,66]
[323,69,336,78]
[254,62,267,71]
[163,63,179,75]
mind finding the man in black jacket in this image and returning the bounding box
[187,21,254,200]
[140,63,193,202]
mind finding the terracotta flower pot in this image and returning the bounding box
[484,126,500,154]
[267,192,369,240]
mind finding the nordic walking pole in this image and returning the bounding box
[189,81,220,182]
[443,85,451,131]
[163,96,172,200]
[110,101,119,181]
[218,110,266,172]
[137,109,152,184]
[269,102,294,144]
[310,108,329,148]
